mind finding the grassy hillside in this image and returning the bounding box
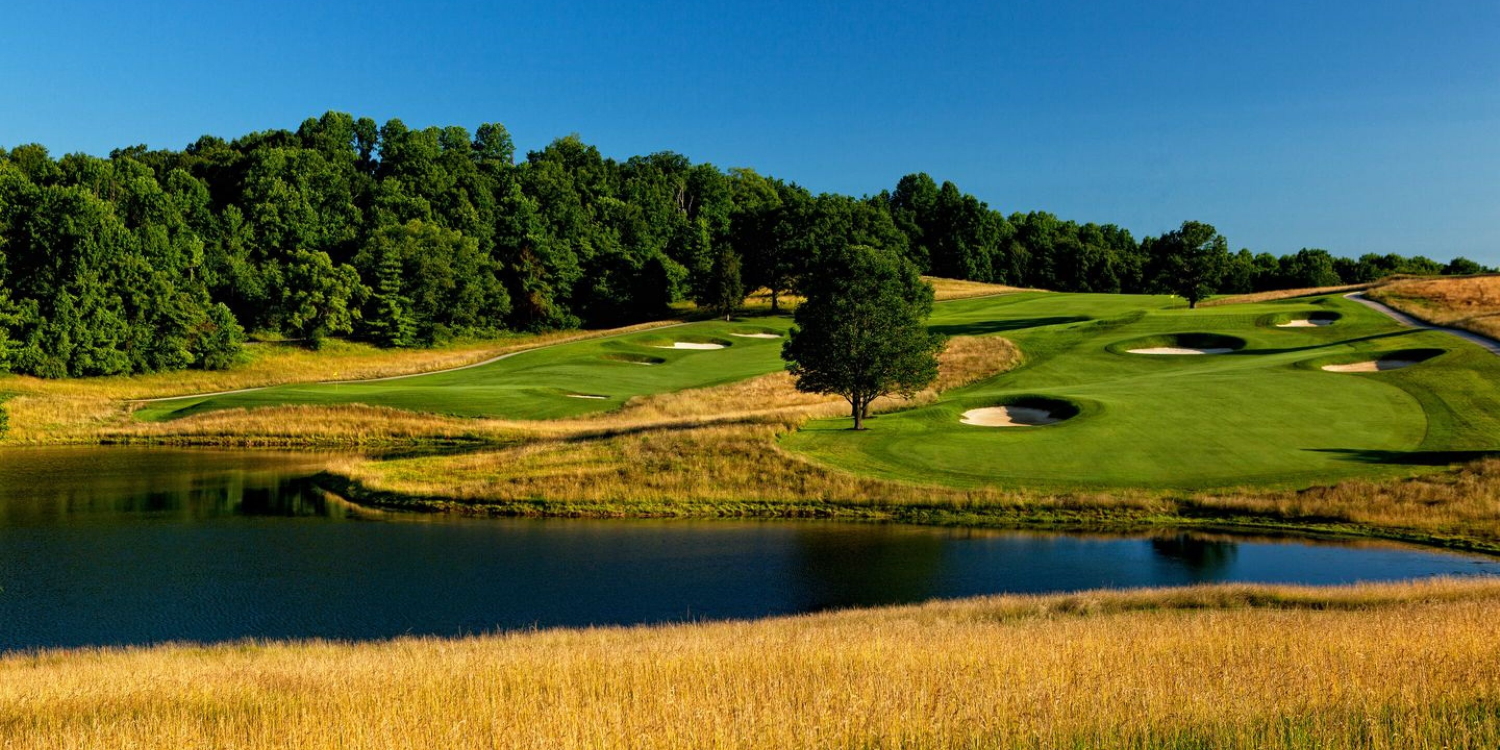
[128,280,1024,423]
[1369,275,1500,340]
[786,292,1500,489]
[7,578,1500,749]
[134,318,796,421]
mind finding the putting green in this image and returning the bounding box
[783,293,1500,490]
[134,319,795,421]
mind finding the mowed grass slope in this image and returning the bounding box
[135,318,796,421]
[786,292,1500,490]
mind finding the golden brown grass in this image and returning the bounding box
[1203,283,1373,307]
[328,442,1500,553]
[737,277,1028,315]
[0,320,681,404]
[17,335,1019,447]
[1198,458,1500,544]
[6,578,1500,749]
[1369,275,1500,340]
[922,275,1034,300]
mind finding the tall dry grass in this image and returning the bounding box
[923,275,1033,300]
[737,276,1028,315]
[1203,283,1372,307]
[1369,275,1500,340]
[1199,458,1500,543]
[0,320,682,405]
[6,578,1500,749]
[17,335,1018,447]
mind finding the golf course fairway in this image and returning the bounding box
[133,318,796,421]
[134,290,1500,492]
[784,292,1500,490]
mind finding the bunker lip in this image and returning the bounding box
[1317,348,1445,373]
[566,393,609,399]
[960,396,1080,428]
[1127,347,1235,355]
[1272,312,1341,328]
[602,353,666,365]
[1322,360,1415,373]
[961,406,1059,427]
[1113,333,1247,356]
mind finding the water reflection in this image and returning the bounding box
[1150,533,1239,579]
[790,526,948,610]
[0,447,1494,651]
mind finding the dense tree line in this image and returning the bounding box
[0,111,1490,378]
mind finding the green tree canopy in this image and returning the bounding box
[1146,221,1230,308]
[782,245,944,430]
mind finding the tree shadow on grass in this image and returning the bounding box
[1306,448,1500,466]
[928,316,1089,337]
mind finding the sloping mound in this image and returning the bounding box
[1319,348,1445,373]
[602,353,667,365]
[1270,311,1341,328]
[1111,333,1246,356]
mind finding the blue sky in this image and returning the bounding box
[3,0,1496,264]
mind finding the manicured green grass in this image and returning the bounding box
[138,290,1500,492]
[134,318,795,421]
[784,292,1500,490]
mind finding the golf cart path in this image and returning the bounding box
[131,322,691,404]
[1346,292,1500,357]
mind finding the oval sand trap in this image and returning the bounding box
[961,406,1060,427]
[1322,360,1418,373]
[730,333,780,339]
[1277,319,1333,328]
[1127,347,1235,355]
[656,342,725,350]
[566,393,609,399]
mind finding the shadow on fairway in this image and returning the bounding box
[929,316,1089,337]
[1307,448,1500,466]
[1236,330,1421,356]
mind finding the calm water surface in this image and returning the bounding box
[0,447,1494,651]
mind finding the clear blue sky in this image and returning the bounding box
[3,0,1496,264]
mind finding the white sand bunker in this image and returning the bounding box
[961,406,1061,427]
[1322,360,1418,373]
[656,342,725,350]
[566,393,608,399]
[730,333,781,339]
[1127,347,1235,355]
[1277,319,1334,328]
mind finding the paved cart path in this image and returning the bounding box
[1346,292,1500,357]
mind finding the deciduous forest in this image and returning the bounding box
[0,111,1488,378]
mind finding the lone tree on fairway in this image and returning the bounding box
[1148,220,1230,308]
[782,244,944,430]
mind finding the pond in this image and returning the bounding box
[0,447,1493,651]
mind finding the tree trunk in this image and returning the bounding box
[770,288,779,313]
[850,397,866,430]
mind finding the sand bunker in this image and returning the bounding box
[730,333,781,339]
[1127,347,1235,355]
[1277,319,1334,328]
[1322,360,1418,373]
[656,342,726,350]
[566,393,609,399]
[961,406,1060,427]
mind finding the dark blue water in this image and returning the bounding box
[0,447,1493,651]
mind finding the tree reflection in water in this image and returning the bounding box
[1150,533,1239,579]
